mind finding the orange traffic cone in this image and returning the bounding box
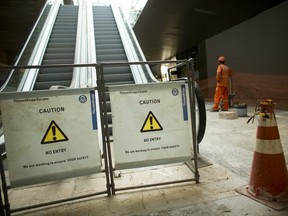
[236,99,288,210]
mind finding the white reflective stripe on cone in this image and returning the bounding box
[255,139,283,154]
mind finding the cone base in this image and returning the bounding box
[235,185,288,210]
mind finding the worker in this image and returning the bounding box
[211,56,233,112]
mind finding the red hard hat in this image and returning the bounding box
[218,56,225,62]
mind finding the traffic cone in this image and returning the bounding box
[236,99,288,210]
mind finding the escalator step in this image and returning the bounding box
[42,59,74,65]
[95,35,121,40]
[46,43,76,48]
[50,33,77,39]
[45,47,75,53]
[96,49,125,55]
[96,54,127,61]
[37,73,72,82]
[95,39,122,44]
[96,44,124,50]
[104,73,134,82]
[48,38,76,43]
[93,24,117,28]
[39,67,73,74]
[43,53,74,60]
[103,66,131,74]
[105,81,135,86]
[34,80,71,90]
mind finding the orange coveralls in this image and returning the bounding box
[212,64,232,111]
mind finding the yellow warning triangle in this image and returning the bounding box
[140,111,163,132]
[41,120,68,144]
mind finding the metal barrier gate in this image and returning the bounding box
[0,59,201,215]
[98,60,199,195]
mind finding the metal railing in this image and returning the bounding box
[0,59,202,215]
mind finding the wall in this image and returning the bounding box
[201,1,288,110]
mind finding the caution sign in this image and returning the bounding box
[140,111,163,132]
[109,82,193,169]
[41,120,68,144]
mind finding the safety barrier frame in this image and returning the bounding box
[98,59,200,195]
[0,59,200,215]
[0,63,111,216]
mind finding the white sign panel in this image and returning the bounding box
[0,88,101,187]
[109,82,193,169]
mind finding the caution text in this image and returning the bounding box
[39,107,65,114]
[144,137,161,142]
[45,148,66,155]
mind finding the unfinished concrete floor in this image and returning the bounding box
[4,104,288,216]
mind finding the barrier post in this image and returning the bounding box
[97,63,114,195]
[0,154,10,216]
[187,59,200,181]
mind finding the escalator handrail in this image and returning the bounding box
[86,0,97,87]
[18,1,61,92]
[117,7,158,83]
[111,5,148,84]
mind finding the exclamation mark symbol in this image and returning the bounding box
[150,115,153,129]
[52,126,56,140]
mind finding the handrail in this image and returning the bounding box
[79,1,88,88]
[86,0,97,87]
[117,7,158,83]
[18,1,61,92]
[167,62,186,81]
[111,5,148,84]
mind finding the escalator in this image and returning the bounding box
[0,4,79,157]
[0,3,206,159]
[93,5,206,144]
[33,5,78,90]
[93,6,135,86]
[93,6,141,141]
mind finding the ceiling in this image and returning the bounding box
[0,0,286,65]
[133,0,287,60]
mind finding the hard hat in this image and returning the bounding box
[218,56,225,62]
